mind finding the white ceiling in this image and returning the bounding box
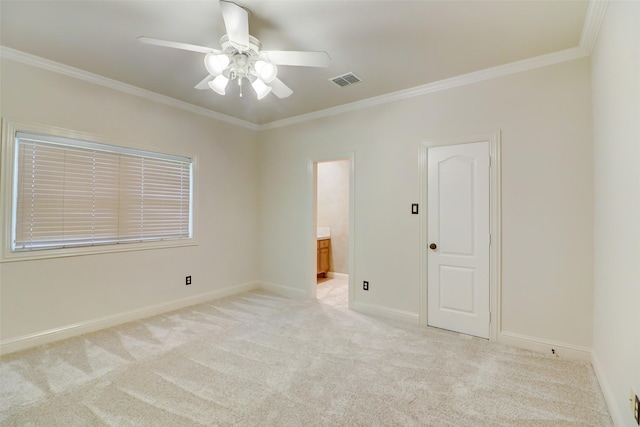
[1,1,590,126]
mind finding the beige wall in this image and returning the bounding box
[0,59,260,344]
[591,2,640,425]
[259,58,594,350]
[317,160,349,274]
[1,49,599,363]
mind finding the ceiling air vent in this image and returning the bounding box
[330,72,362,87]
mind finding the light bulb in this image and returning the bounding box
[208,75,229,95]
[204,53,230,76]
[254,60,277,83]
[251,79,272,100]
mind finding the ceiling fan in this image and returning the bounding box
[138,0,330,100]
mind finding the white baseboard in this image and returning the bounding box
[499,331,592,362]
[259,281,309,300]
[591,352,625,427]
[327,272,348,280]
[0,281,259,356]
[351,301,419,325]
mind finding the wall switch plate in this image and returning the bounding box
[411,203,419,214]
[186,276,191,285]
[633,390,639,425]
[363,281,369,291]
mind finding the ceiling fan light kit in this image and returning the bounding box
[139,0,330,101]
[251,78,272,100]
[204,53,230,76]
[208,75,230,95]
[254,60,277,83]
[202,36,278,97]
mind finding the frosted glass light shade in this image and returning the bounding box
[204,53,230,76]
[254,60,277,83]
[208,75,229,95]
[251,78,272,100]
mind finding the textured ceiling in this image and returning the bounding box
[0,1,589,125]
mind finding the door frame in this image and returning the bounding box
[419,132,502,341]
[307,153,355,307]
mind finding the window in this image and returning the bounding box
[1,122,195,260]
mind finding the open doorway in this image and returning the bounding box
[315,158,350,307]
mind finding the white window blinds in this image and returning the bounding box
[13,132,192,252]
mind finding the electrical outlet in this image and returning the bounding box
[185,276,191,286]
[363,281,369,291]
[633,390,639,425]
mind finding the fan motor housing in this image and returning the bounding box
[219,34,263,79]
[220,34,261,57]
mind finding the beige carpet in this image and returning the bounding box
[1,277,612,426]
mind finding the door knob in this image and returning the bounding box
[429,243,437,250]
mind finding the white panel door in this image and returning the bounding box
[427,141,490,338]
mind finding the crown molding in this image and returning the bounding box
[579,0,609,54]
[260,46,588,131]
[255,0,608,130]
[0,46,260,131]
[1,0,606,132]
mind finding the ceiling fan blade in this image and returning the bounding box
[194,74,215,90]
[220,1,250,50]
[261,51,330,68]
[268,78,293,99]
[138,36,221,55]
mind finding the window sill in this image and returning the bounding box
[1,237,198,263]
